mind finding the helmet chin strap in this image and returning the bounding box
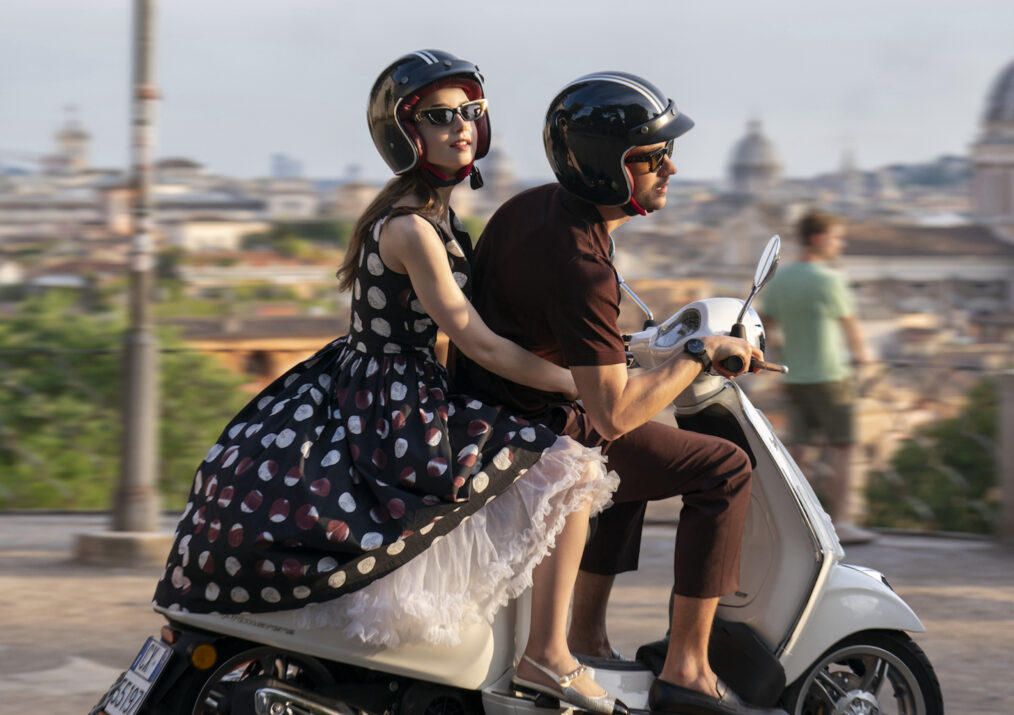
[421,162,484,190]
[624,197,648,216]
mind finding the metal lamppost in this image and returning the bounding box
[113,0,160,532]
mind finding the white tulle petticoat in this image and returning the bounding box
[290,436,618,647]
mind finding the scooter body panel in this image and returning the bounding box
[156,598,518,690]
[779,563,925,684]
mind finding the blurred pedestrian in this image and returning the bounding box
[761,209,875,545]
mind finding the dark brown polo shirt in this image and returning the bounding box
[451,183,626,418]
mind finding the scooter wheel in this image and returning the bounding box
[779,629,943,715]
[164,645,337,715]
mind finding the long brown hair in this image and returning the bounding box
[336,170,443,292]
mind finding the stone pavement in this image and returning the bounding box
[1,513,1012,714]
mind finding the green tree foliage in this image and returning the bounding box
[245,220,352,251]
[0,293,247,510]
[866,378,998,534]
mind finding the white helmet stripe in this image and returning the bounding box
[413,50,439,65]
[564,73,665,114]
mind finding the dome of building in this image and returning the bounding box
[727,120,781,199]
[982,58,1014,125]
[729,120,780,171]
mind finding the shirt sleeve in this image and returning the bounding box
[828,272,855,319]
[546,251,627,367]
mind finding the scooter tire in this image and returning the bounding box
[779,629,943,715]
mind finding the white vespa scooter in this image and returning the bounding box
[93,236,943,715]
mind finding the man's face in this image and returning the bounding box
[813,224,846,260]
[626,141,677,212]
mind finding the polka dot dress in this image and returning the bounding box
[153,209,562,615]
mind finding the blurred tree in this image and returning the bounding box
[866,378,998,534]
[0,292,247,511]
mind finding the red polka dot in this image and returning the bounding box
[235,457,254,475]
[268,498,290,523]
[309,478,331,497]
[282,558,303,579]
[228,523,244,548]
[427,457,448,477]
[372,449,388,468]
[388,498,406,519]
[468,420,490,436]
[295,504,319,530]
[326,520,349,542]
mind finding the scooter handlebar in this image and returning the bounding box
[719,356,789,374]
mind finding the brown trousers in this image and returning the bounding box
[544,408,752,599]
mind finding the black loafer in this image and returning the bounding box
[648,678,788,715]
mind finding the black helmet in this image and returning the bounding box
[543,72,694,209]
[368,49,491,176]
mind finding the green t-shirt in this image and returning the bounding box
[760,261,854,384]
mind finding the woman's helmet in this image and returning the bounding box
[368,49,491,178]
[543,72,694,210]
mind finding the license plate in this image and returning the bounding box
[98,637,173,715]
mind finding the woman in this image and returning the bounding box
[153,50,621,713]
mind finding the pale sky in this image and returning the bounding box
[1,0,1012,182]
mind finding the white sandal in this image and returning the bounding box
[511,654,626,714]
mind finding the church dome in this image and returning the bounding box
[983,58,1014,125]
[729,120,780,171]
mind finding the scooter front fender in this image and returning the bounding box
[779,563,925,684]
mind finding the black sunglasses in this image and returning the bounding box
[413,99,488,126]
[624,139,675,173]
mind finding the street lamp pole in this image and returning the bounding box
[113,0,160,532]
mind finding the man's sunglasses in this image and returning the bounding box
[624,139,675,173]
[413,99,488,126]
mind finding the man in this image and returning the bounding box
[760,209,875,545]
[453,72,782,715]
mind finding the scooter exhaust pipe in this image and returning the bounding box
[254,686,345,715]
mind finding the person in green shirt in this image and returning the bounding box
[761,209,875,544]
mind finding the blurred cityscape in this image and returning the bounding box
[0,58,1012,532]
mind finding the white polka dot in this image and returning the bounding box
[453,271,467,287]
[339,492,356,512]
[357,556,377,574]
[275,429,296,448]
[391,382,407,401]
[353,313,363,332]
[318,374,332,390]
[367,252,384,276]
[270,399,290,415]
[347,416,362,435]
[245,423,263,437]
[356,341,366,351]
[387,540,406,555]
[171,566,186,588]
[328,571,347,588]
[420,523,435,535]
[493,448,512,470]
[371,317,391,337]
[205,583,220,601]
[300,441,312,458]
[367,286,387,309]
[384,343,400,353]
[361,532,383,550]
[394,438,408,458]
[225,556,242,576]
[446,239,465,257]
[204,444,223,463]
[410,299,424,313]
[261,587,281,604]
[310,388,323,404]
[331,426,346,442]
[294,404,314,422]
[472,471,489,493]
[520,427,537,442]
[321,450,341,467]
[414,319,432,333]
[259,433,277,448]
[227,422,247,439]
[257,395,274,410]
[284,373,301,388]
[230,587,249,603]
[354,279,361,299]
[293,586,311,599]
[318,557,338,573]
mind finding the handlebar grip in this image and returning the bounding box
[721,355,745,373]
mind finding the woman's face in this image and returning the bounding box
[413,87,477,175]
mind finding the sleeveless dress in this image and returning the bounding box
[153,209,618,646]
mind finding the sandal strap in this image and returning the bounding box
[521,654,587,688]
